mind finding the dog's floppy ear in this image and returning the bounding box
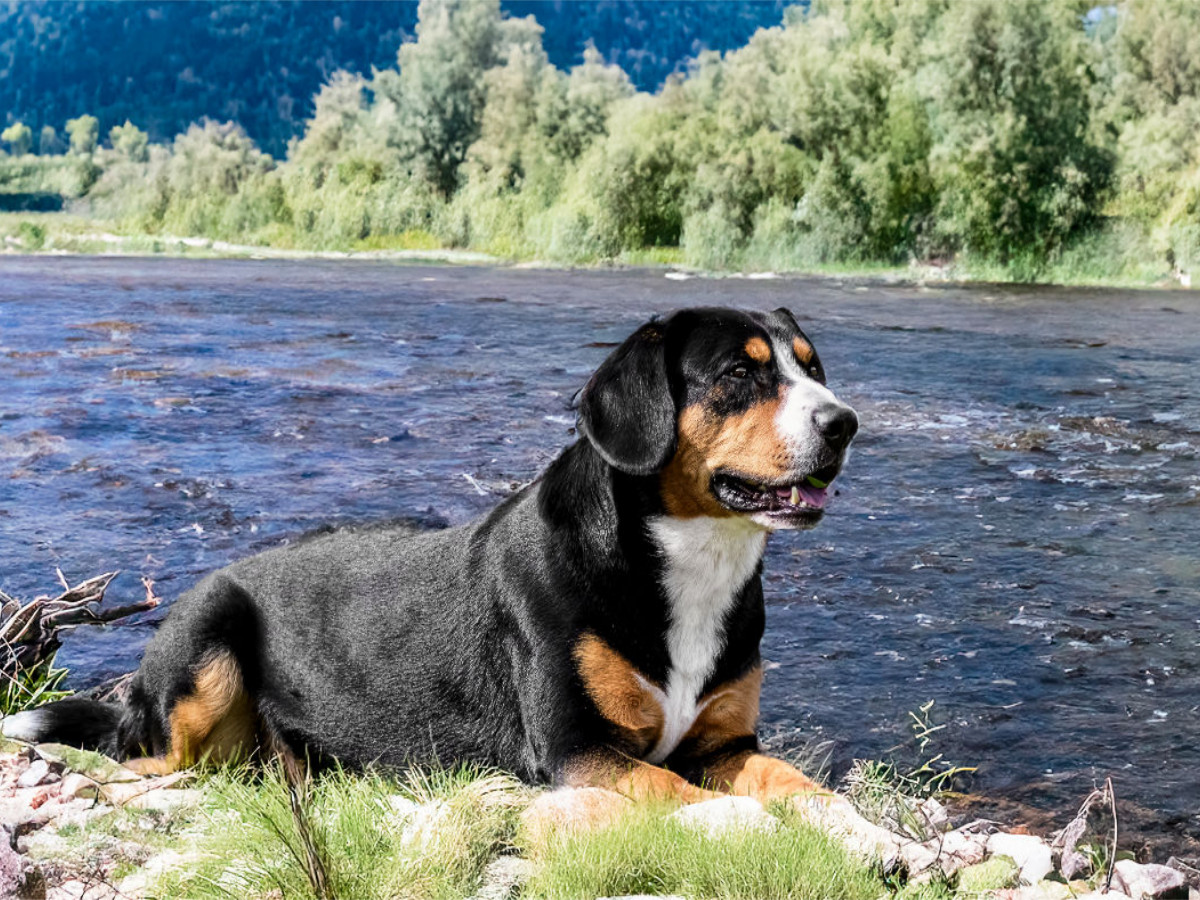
[577,319,676,475]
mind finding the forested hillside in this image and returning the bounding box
[2,0,1199,285]
[0,1,791,155]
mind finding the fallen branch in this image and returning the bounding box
[1,571,159,702]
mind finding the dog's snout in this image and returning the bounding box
[813,404,858,450]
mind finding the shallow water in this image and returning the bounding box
[2,257,1197,852]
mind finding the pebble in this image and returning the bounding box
[988,831,1055,884]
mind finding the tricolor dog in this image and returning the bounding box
[7,306,878,821]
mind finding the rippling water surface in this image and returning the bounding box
[2,257,1197,853]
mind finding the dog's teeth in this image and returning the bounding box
[790,485,800,505]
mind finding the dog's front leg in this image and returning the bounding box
[686,745,936,874]
[697,747,832,802]
[559,746,719,804]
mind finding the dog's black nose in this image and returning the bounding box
[814,404,858,450]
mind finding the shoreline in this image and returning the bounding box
[1,214,1194,293]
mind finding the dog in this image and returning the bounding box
[6,305,878,822]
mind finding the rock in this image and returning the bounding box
[957,855,1021,892]
[520,787,631,850]
[117,849,205,896]
[670,796,780,838]
[469,855,535,900]
[987,832,1055,884]
[57,773,100,801]
[123,787,202,811]
[994,882,1075,900]
[917,796,951,830]
[0,830,31,898]
[1072,892,1133,900]
[1112,859,1190,899]
[33,744,139,785]
[17,760,51,789]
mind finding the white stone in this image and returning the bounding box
[123,787,203,811]
[16,758,50,788]
[670,796,779,838]
[58,772,100,800]
[1112,859,1189,900]
[987,832,1055,885]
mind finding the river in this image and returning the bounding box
[1,256,1197,855]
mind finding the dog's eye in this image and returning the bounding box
[724,364,751,380]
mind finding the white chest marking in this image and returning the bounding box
[644,516,767,764]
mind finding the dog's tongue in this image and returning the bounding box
[776,483,828,509]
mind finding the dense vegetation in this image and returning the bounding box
[3,0,1200,283]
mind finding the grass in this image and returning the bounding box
[149,763,526,900]
[2,209,1188,290]
[1,654,71,716]
[523,799,881,900]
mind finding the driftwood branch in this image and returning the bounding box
[1,571,159,680]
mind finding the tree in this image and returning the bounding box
[924,0,1112,262]
[2,121,33,156]
[381,0,505,197]
[65,115,99,155]
[110,120,149,162]
[38,125,62,155]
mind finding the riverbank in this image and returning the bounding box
[0,211,1190,291]
[4,736,1197,900]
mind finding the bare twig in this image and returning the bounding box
[1105,776,1119,893]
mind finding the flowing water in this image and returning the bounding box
[1,257,1197,853]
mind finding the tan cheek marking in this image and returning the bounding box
[660,399,793,518]
[793,336,814,367]
[574,633,664,756]
[744,337,771,363]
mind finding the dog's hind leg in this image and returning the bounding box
[120,575,265,775]
[124,650,258,775]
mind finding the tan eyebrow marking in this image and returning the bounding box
[744,336,771,363]
[792,336,814,367]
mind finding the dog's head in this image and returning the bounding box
[578,307,857,530]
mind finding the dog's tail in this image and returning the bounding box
[1,698,124,756]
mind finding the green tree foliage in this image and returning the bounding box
[378,0,505,198]
[10,0,1200,281]
[923,0,1111,264]
[110,120,150,163]
[2,121,33,156]
[65,115,99,156]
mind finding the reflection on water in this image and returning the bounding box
[1,257,1197,853]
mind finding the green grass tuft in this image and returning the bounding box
[523,801,882,900]
[1,654,71,716]
[150,763,524,900]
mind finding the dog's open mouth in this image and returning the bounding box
[711,463,840,521]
